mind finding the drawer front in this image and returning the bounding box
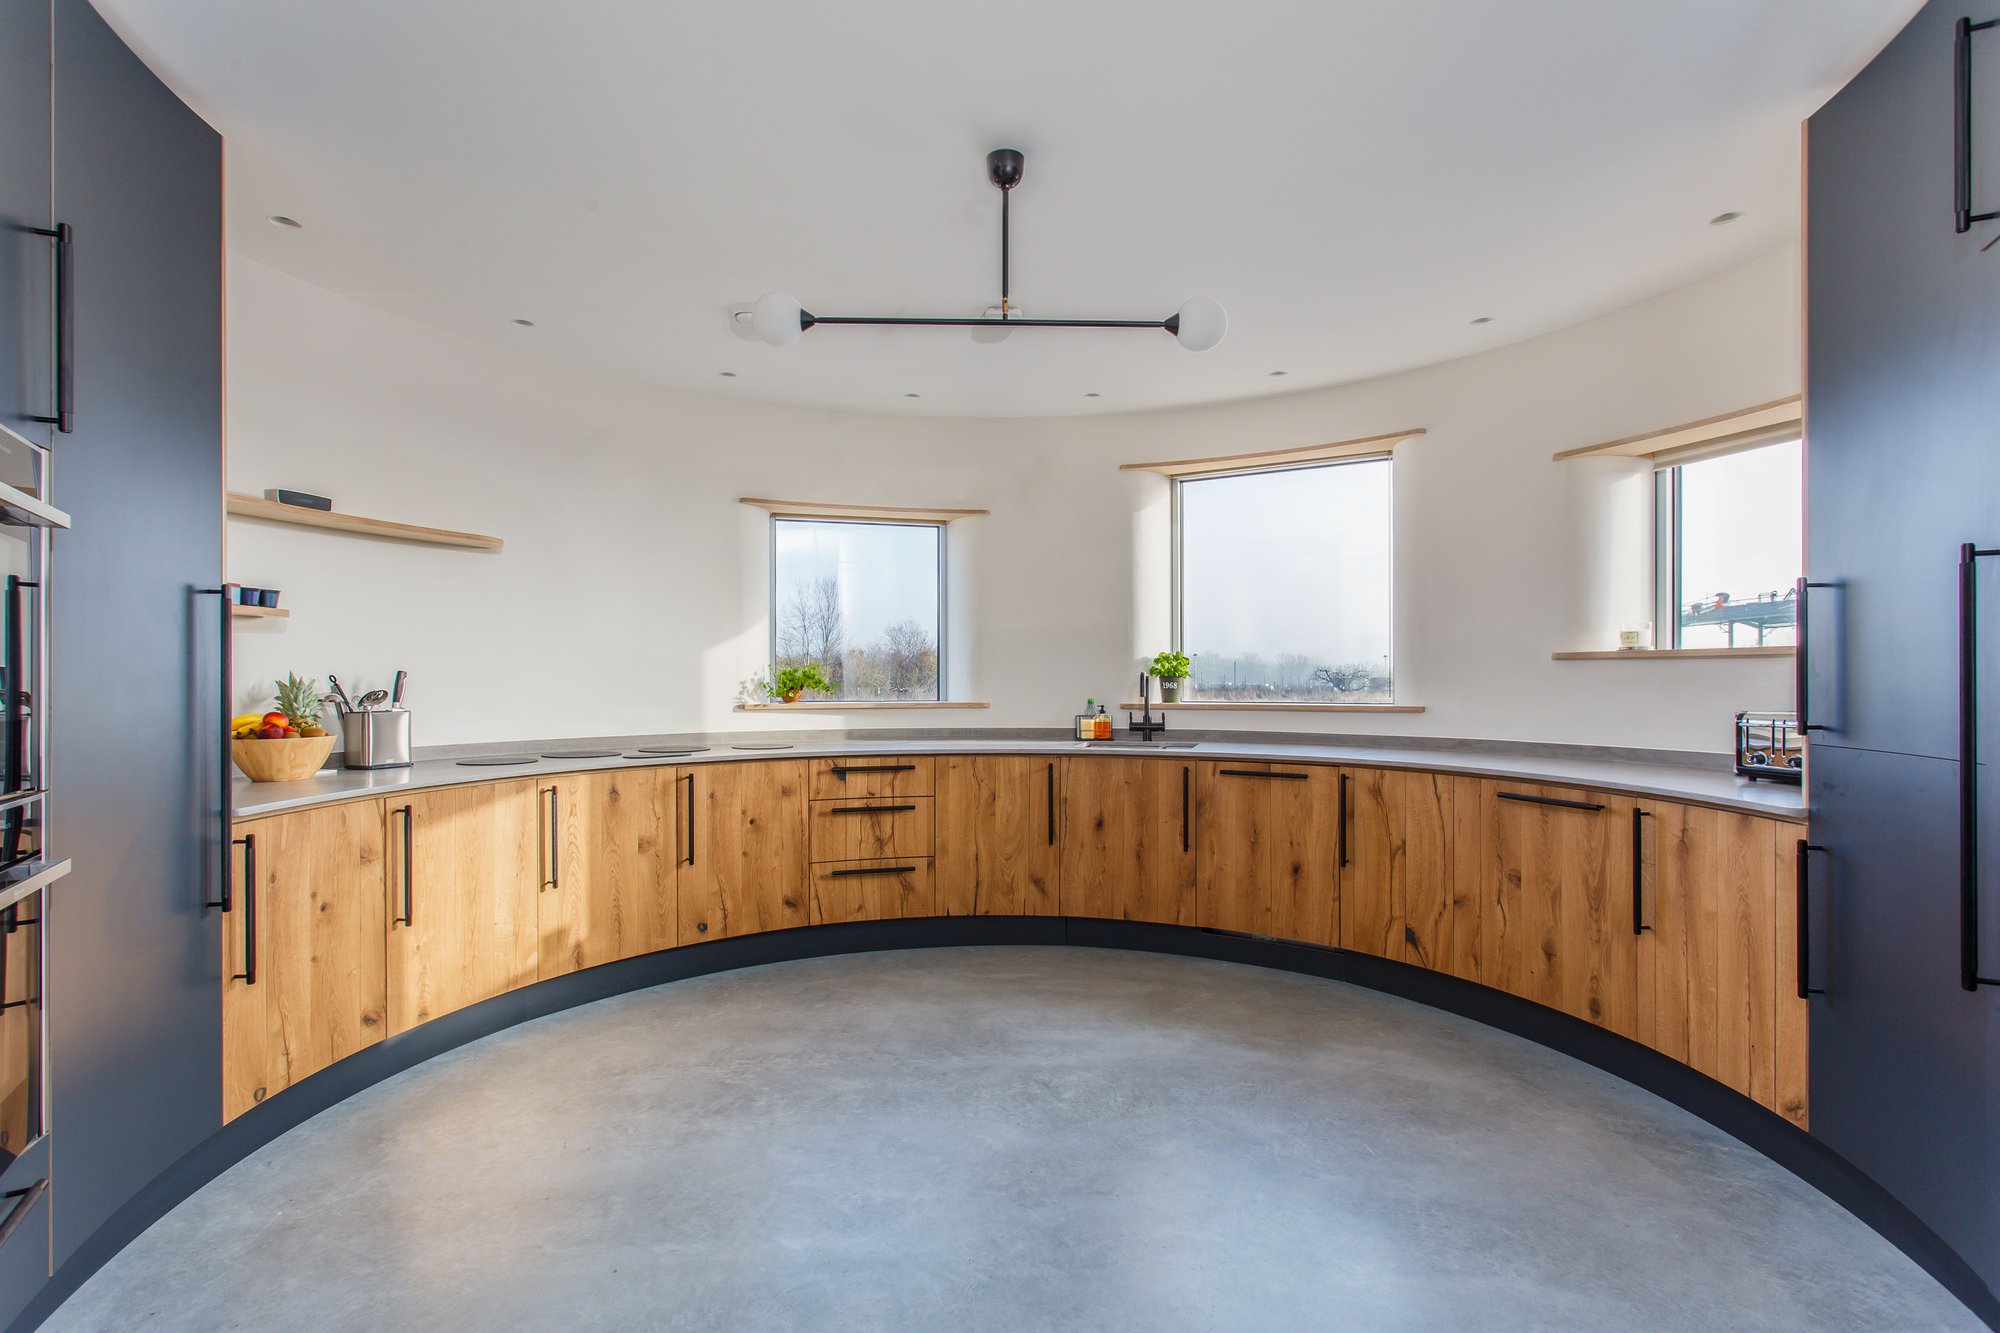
[809,858,937,924]
[808,756,935,801]
[810,797,935,862]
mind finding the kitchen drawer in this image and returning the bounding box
[808,858,937,924]
[810,796,934,863]
[808,756,935,801]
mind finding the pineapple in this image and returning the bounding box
[275,673,330,737]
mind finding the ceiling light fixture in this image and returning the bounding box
[1471,316,1493,325]
[748,149,1227,352]
[511,318,536,327]
[718,370,738,377]
[1709,211,1744,226]
[268,215,302,229]
[1268,370,1288,377]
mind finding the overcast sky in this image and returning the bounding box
[775,519,940,649]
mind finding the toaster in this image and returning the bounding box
[1735,710,1804,784]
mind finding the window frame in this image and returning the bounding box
[1170,452,1397,703]
[1652,435,1802,650]
[767,514,949,702]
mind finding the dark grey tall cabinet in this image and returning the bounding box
[0,2,223,1328]
[1805,0,2000,1316]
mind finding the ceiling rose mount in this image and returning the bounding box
[748,148,1226,352]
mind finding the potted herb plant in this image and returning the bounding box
[768,662,835,704]
[1150,650,1191,703]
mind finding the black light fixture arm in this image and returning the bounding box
[747,146,1225,351]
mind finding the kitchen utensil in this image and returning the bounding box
[341,707,412,769]
[326,674,354,713]
[356,689,388,710]
[390,670,407,705]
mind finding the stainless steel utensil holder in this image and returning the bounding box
[340,707,412,770]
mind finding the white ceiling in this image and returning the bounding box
[98,0,1914,418]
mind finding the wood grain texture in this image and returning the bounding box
[678,761,808,942]
[935,756,1061,916]
[1772,831,1811,1127]
[807,755,935,801]
[808,858,937,924]
[1058,758,1194,925]
[386,780,539,1036]
[1476,781,1640,1037]
[809,797,934,863]
[1339,768,1400,958]
[224,803,388,1120]
[1194,762,1339,945]
[1340,769,1463,972]
[1640,805,1783,1109]
[538,768,678,980]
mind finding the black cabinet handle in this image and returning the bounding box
[394,805,413,926]
[1046,762,1055,846]
[1496,791,1604,813]
[1960,543,1999,989]
[0,1179,47,1250]
[1338,772,1351,868]
[684,773,696,867]
[827,804,916,815]
[1631,808,1650,936]
[1181,766,1190,853]
[26,224,71,433]
[1217,768,1308,780]
[234,834,256,985]
[1794,577,1838,732]
[1797,840,1827,1000]
[830,865,917,878]
[1958,17,2000,232]
[199,586,235,911]
[829,764,916,780]
[546,787,560,890]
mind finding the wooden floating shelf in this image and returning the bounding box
[735,701,990,712]
[1117,701,1426,713]
[1551,647,1794,661]
[225,493,503,551]
[230,604,290,620]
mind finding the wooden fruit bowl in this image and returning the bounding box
[231,733,336,783]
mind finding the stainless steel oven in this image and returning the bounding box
[0,424,69,1170]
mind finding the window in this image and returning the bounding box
[771,518,943,700]
[1655,438,1802,648]
[1175,456,1393,702]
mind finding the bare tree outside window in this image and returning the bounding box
[772,519,941,701]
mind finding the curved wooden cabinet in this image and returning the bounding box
[221,754,1809,1131]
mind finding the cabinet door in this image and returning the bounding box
[1059,758,1194,925]
[1195,761,1338,945]
[808,797,934,863]
[1339,769,1472,976]
[679,761,808,942]
[936,756,1060,916]
[1771,832,1810,1128]
[1637,805,1779,1109]
[538,768,677,979]
[0,0,51,450]
[386,780,539,1035]
[222,804,388,1121]
[1476,781,1640,1037]
[809,859,937,924]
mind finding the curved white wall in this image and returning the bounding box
[225,246,1799,752]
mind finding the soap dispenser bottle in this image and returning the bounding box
[1094,703,1112,740]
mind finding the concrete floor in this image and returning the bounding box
[44,947,1981,1332]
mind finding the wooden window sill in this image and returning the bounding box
[1116,701,1425,713]
[1551,647,1794,660]
[735,701,990,712]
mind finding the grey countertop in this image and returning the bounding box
[233,732,1809,822]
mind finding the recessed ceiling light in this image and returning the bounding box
[1709,211,1744,226]
[1268,370,1288,377]
[511,318,535,327]
[1084,392,1101,398]
[267,215,302,229]
[718,371,738,378]
[904,393,921,399]
[1471,316,1493,325]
